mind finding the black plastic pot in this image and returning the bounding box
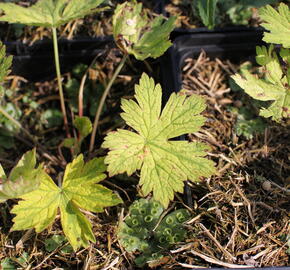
[160,29,264,95]
[2,0,166,82]
[5,37,114,81]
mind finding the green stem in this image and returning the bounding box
[52,27,70,138]
[89,54,128,153]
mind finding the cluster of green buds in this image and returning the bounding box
[118,198,191,266]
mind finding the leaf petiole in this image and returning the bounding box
[89,53,128,153]
[52,27,71,138]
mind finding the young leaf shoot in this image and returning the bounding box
[196,0,218,30]
[102,73,215,208]
[113,1,176,60]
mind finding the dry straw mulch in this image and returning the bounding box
[167,51,290,268]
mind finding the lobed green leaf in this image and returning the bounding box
[103,73,215,208]
[232,46,290,121]
[259,3,290,48]
[11,154,122,250]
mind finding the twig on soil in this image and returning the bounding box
[15,229,34,250]
[101,256,120,270]
[103,180,131,202]
[83,245,94,270]
[198,223,236,262]
[230,179,256,226]
[190,250,254,268]
[178,262,207,268]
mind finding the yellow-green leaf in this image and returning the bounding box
[232,71,290,121]
[259,3,290,48]
[11,155,122,250]
[0,149,42,203]
[232,46,290,121]
[0,0,106,28]
[102,73,215,208]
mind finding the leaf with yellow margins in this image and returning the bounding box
[102,73,215,208]
[11,155,122,250]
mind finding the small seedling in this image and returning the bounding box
[195,0,218,29]
[0,42,12,83]
[63,116,93,156]
[235,116,266,140]
[0,258,16,270]
[0,252,30,270]
[45,234,73,253]
[118,198,191,267]
[229,105,266,139]
[193,0,277,29]
[113,0,176,60]
[40,109,63,129]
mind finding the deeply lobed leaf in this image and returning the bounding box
[103,73,215,207]
[259,3,290,48]
[232,46,290,121]
[0,0,106,27]
[11,154,122,250]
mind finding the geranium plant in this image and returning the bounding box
[103,73,215,207]
[232,3,290,121]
